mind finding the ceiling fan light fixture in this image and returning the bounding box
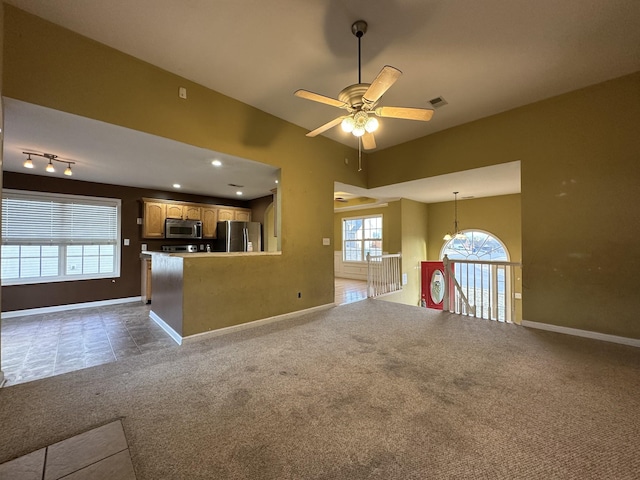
[341,116,355,133]
[365,116,379,133]
[352,125,366,137]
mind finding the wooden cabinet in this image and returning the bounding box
[235,209,251,222]
[143,202,166,238]
[165,204,184,219]
[218,207,251,222]
[202,207,218,238]
[184,205,202,220]
[217,208,235,221]
[142,199,252,239]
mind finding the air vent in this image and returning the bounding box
[228,183,244,188]
[428,96,448,109]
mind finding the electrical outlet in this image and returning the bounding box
[123,238,130,246]
[179,87,187,99]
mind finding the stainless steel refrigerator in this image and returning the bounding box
[215,221,262,252]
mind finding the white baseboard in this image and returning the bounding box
[149,311,182,345]
[183,303,335,343]
[1,297,143,319]
[521,320,640,348]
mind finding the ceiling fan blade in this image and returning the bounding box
[306,116,346,137]
[363,66,402,105]
[361,132,376,150]
[375,106,434,122]
[294,89,348,109]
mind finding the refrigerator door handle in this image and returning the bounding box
[243,227,248,252]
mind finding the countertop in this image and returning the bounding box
[140,251,281,259]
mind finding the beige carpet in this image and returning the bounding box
[1,300,638,479]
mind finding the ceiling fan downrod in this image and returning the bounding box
[351,20,367,85]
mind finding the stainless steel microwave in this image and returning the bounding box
[165,218,203,239]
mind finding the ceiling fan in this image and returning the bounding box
[294,20,434,150]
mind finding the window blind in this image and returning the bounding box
[2,190,120,245]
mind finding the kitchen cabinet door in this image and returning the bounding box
[143,202,166,238]
[202,207,218,238]
[217,208,235,221]
[235,209,251,222]
[166,204,184,219]
[184,205,202,220]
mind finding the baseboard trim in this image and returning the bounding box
[183,303,335,343]
[149,311,182,345]
[521,320,640,348]
[1,297,143,319]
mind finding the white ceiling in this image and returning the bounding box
[3,0,639,201]
[2,99,280,200]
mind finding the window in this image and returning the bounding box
[2,189,121,285]
[440,230,509,261]
[342,215,382,262]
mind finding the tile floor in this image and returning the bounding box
[0,419,136,479]
[335,277,368,305]
[1,303,177,386]
[0,282,362,388]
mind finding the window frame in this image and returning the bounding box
[342,214,383,263]
[1,189,122,286]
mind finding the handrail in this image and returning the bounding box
[443,254,521,323]
[366,252,402,298]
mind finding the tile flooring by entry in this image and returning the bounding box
[0,419,136,480]
[335,277,368,305]
[1,303,177,386]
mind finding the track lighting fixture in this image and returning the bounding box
[22,151,75,177]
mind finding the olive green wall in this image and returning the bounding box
[370,73,640,339]
[333,203,401,254]
[427,194,521,262]
[381,199,429,307]
[2,6,367,320]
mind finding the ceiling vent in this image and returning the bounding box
[428,96,448,109]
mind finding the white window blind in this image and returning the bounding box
[1,189,121,285]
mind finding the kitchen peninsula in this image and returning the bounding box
[146,250,283,343]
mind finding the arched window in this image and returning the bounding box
[439,230,513,322]
[440,230,509,262]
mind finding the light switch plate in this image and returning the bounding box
[322,238,330,246]
[123,238,130,246]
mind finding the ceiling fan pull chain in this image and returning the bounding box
[358,137,362,172]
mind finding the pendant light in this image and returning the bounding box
[23,154,34,169]
[443,192,466,241]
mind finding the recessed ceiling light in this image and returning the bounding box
[173,184,181,189]
[236,191,243,196]
[275,180,279,184]
[211,160,222,167]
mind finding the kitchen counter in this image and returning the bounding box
[145,250,283,344]
[143,250,281,258]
